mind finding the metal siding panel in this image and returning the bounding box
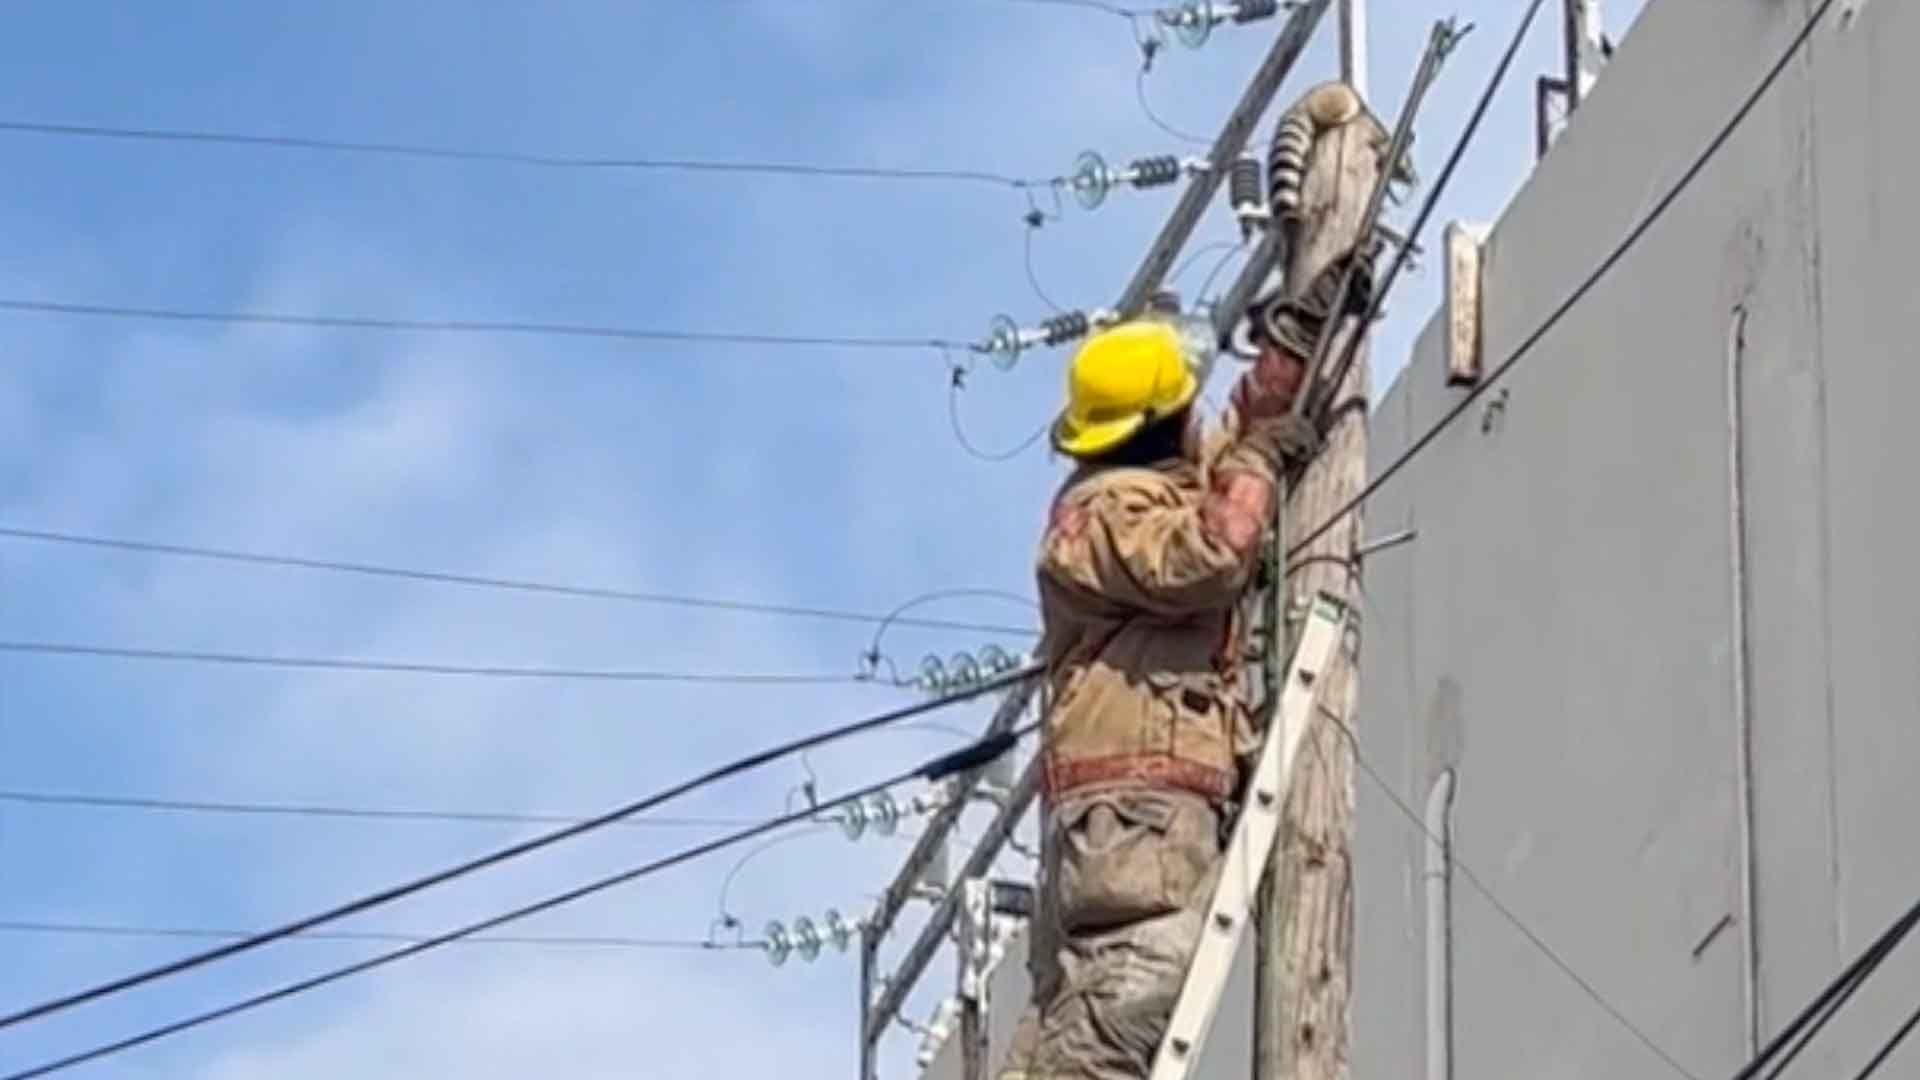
[1804,0,1920,1070]
[1357,0,1832,1074]
[1353,312,1432,1080]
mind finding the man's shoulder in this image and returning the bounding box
[1046,466,1197,544]
[1056,465,1188,512]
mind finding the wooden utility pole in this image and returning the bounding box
[1252,101,1385,1080]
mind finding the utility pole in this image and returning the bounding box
[1246,21,1457,1076]
[1253,107,1380,1080]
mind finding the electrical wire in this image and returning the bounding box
[864,588,1039,669]
[1287,0,1837,562]
[1728,892,1920,1080]
[1318,708,1700,1080]
[0,725,1035,1079]
[1197,242,1251,306]
[0,297,971,351]
[0,920,756,952]
[1134,68,1212,146]
[1854,1000,1920,1080]
[715,825,835,924]
[0,788,758,829]
[1168,240,1243,290]
[0,119,1052,191]
[0,639,871,684]
[0,525,1041,638]
[997,0,1152,16]
[949,383,1050,463]
[0,664,1039,1035]
[1023,225,1067,315]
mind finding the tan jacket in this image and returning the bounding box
[1035,397,1299,806]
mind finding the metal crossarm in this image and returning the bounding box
[1148,593,1348,1080]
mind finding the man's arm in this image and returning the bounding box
[1039,347,1316,620]
[1041,249,1374,619]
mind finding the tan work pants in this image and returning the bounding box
[998,788,1223,1080]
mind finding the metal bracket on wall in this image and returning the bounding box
[1443,222,1488,387]
[1146,594,1348,1080]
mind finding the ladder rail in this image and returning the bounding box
[1148,593,1349,1080]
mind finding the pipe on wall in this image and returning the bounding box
[1725,305,1762,1054]
[1424,768,1457,1080]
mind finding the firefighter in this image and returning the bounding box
[998,252,1371,1080]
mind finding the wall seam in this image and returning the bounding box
[1794,0,1845,971]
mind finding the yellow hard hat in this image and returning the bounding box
[1051,320,1200,459]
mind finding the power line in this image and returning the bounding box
[0,920,755,953]
[0,789,758,829]
[0,296,971,352]
[0,720,983,828]
[0,525,1041,638]
[998,0,1152,16]
[0,119,1052,191]
[0,664,1038,1035]
[948,382,1049,463]
[1730,891,1920,1080]
[1856,1000,1920,1080]
[0,639,868,685]
[1321,709,1700,1080]
[0,724,1035,1079]
[1288,0,1837,562]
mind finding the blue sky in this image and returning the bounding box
[0,1,1645,1076]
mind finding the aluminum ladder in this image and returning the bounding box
[1146,591,1349,1080]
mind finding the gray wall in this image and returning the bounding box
[916,0,1920,1075]
[1357,0,1920,1077]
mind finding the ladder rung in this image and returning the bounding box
[1146,594,1347,1080]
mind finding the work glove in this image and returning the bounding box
[1224,393,1322,475]
[1266,413,1322,464]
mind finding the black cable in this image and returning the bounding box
[0,788,757,829]
[1729,893,1920,1080]
[0,119,1048,190]
[1854,999,1920,1080]
[0,724,1034,1079]
[1754,912,1914,1079]
[0,664,1039,1034]
[0,525,1041,638]
[0,920,755,952]
[0,639,866,685]
[1288,0,1837,562]
[0,297,968,351]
